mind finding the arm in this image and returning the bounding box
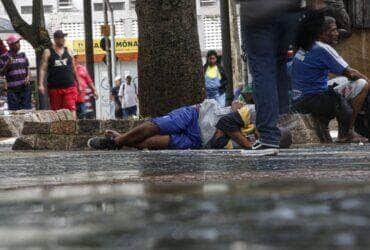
[343,67,369,83]
[224,130,253,149]
[25,67,31,84]
[0,55,12,75]
[38,49,50,94]
[84,68,98,99]
[68,49,81,92]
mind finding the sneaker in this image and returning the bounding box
[87,137,118,150]
[252,140,280,150]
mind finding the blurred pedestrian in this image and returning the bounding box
[74,55,98,119]
[238,0,306,149]
[119,75,138,118]
[111,76,123,119]
[204,50,228,107]
[0,35,32,111]
[38,30,81,119]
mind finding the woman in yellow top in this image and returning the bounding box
[204,50,228,107]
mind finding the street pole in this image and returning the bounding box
[83,0,96,116]
[105,0,117,82]
[103,0,113,89]
[220,0,234,105]
[83,0,95,81]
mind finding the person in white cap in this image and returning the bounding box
[119,75,138,118]
[0,35,32,110]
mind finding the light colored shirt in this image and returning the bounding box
[198,99,232,146]
[119,82,138,108]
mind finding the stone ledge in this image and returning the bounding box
[1,109,74,138]
[13,114,325,150]
[13,119,144,151]
[279,113,321,144]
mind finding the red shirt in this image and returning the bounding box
[75,64,93,103]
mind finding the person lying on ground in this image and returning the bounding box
[291,13,369,143]
[87,99,292,151]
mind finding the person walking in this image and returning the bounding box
[38,30,81,119]
[119,75,138,118]
[74,56,98,119]
[111,76,123,119]
[238,0,307,149]
[204,50,228,107]
[0,35,32,111]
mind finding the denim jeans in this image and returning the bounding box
[243,12,301,146]
[123,105,137,118]
[7,84,32,111]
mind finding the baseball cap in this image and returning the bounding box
[115,76,122,81]
[6,35,22,45]
[53,30,68,38]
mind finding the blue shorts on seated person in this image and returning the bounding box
[151,106,202,150]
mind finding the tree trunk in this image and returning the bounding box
[229,0,243,87]
[136,0,205,117]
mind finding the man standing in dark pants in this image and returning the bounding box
[0,35,32,111]
[238,0,307,149]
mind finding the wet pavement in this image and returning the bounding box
[1,144,370,249]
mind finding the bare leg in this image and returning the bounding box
[72,110,77,120]
[350,83,369,128]
[114,122,160,147]
[337,83,369,143]
[135,135,171,150]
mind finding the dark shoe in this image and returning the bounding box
[87,137,118,150]
[252,140,279,150]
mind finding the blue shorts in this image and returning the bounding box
[151,106,202,149]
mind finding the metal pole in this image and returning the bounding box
[83,0,95,80]
[106,1,117,83]
[220,0,234,105]
[103,1,113,89]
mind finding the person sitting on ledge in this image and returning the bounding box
[291,13,369,143]
[87,99,292,151]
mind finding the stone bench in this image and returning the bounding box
[13,119,145,151]
[279,113,331,145]
[12,113,328,151]
[0,109,74,137]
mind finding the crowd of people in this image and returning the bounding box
[88,0,370,151]
[0,0,368,152]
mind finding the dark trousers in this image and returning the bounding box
[123,106,137,118]
[243,12,301,146]
[7,84,32,111]
[293,90,352,137]
[77,102,87,119]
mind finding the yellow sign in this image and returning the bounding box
[72,38,138,55]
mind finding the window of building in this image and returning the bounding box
[200,0,217,7]
[130,0,136,10]
[59,0,73,7]
[21,6,32,14]
[203,16,222,50]
[21,5,53,14]
[94,2,125,11]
